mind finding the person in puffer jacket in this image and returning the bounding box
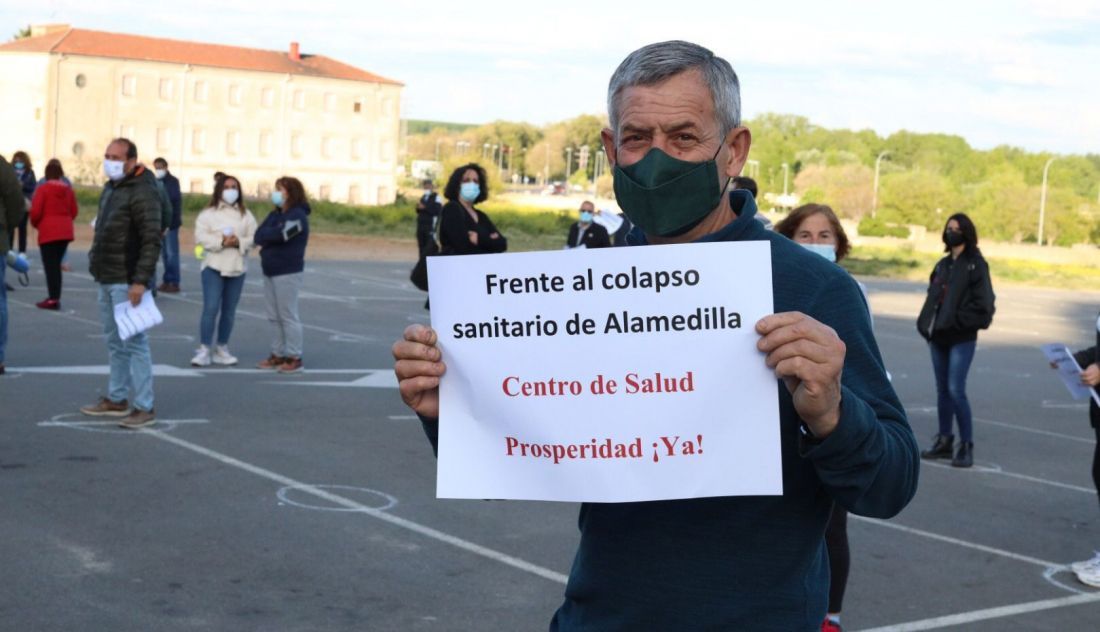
[29,159,78,310]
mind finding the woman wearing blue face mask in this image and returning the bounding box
[190,175,257,368]
[11,151,36,256]
[438,163,506,257]
[777,203,858,632]
[253,176,310,374]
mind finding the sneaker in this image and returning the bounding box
[1077,564,1100,588]
[278,357,303,374]
[822,618,843,632]
[191,345,211,367]
[80,397,130,417]
[255,356,283,371]
[36,298,60,310]
[1071,551,1100,574]
[211,345,238,366]
[118,408,156,429]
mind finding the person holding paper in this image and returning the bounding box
[80,138,162,429]
[190,175,257,368]
[566,201,611,249]
[438,163,507,257]
[394,40,918,630]
[916,213,995,468]
[0,155,26,375]
[1065,316,1100,587]
[253,176,310,374]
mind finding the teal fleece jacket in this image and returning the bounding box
[420,191,919,631]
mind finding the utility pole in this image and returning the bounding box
[565,147,574,183]
[1038,157,1056,246]
[872,150,890,219]
[781,163,789,196]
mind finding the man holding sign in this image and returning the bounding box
[394,40,918,630]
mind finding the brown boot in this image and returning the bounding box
[80,397,130,417]
[119,409,156,429]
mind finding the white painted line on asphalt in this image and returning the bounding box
[266,371,397,388]
[8,297,104,327]
[854,591,1100,631]
[12,364,203,377]
[920,459,1096,494]
[39,419,209,427]
[141,429,569,586]
[853,516,1060,568]
[974,416,1096,445]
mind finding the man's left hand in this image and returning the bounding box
[128,283,145,306]
[756,312,845,438]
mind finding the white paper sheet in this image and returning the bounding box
[114,291,164,341]
[1041,343,1100,407]
[427,241,781,503]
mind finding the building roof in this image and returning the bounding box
[0,27,403,86]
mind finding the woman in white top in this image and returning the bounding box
[191,175,258,367]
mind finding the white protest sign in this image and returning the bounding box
[427,241,780,503]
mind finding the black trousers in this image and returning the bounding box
[1093,425,1100,508]
[39,240,68,300]
[15,212,28,253]
[825,504,850,613]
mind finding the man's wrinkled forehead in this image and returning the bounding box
[104,142,127,160]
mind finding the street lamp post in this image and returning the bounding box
[781,163,789,196]
[434,138,442,162]
[1038,157,1056,246]
[744,159,759,179]
[565,147,574,183]
[872,150,890,219]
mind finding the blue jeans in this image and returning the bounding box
[0,263,7,364]
[97,284,154,411]
[929,340,976,442]
[200,267,245,346]
[161,228,180,285]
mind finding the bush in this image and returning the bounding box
[858,216,909,238]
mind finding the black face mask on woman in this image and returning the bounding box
[943,230,965,248]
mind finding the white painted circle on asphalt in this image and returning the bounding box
[276,484,398,512]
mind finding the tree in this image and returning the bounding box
[11,25,31,41]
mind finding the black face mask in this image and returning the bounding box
[943,230,965,248]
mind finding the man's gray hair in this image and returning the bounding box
[607,41,741,141]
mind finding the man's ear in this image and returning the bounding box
[722,127,752,179]
[600,128,617,166]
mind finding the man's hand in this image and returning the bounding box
[756,312,845,438]
[467,230,479,246]
[1082,363,1100,387]
[393,324,446,418]
[128,283,145,306]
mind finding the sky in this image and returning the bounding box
[3,0,1099,155]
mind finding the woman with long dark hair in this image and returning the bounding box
[29,159,78,309]
[11,151,35,256]
[253,176,310,374]
[438,163,507,256]
[190,174,257,367]
[917,213,995,468]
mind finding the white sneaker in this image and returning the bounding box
[1071,551,1100,574]
[190,345,211,367]
[212,345,238,366]
[1076,565,1100,588]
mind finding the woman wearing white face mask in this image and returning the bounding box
[191,175,257,367]
[776,203,860,632]
[438,163,507,257]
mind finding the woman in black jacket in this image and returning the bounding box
[1067,317,1100,587]
[916,213,995,468]
[438,163,507,257]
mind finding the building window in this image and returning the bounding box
[193,80,208,103]
[72,142,84,157]
[228,84,242,106]
[75,74,86,88]
[157,128,172,151]
[290,133,303,158]
[226,130,240,156]
[321,136,333,159]
[158,78,173,101]
[348,184,361,204]
[293,90,305,110]
[350,138,362,161]
[353,100,362,114]
[190,179,204,194]
[319,184,331,200]
[192,128,206,154]
[261,87,275,108]
[259,130,273,157]
[121,74,136,97]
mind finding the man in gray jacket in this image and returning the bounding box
[80,138,162,428]
[0,155,26,375]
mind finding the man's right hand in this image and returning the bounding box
[393,324,445,418]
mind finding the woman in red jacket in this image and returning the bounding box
[29,159,78,310]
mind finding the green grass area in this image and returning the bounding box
[75,185,1100,289]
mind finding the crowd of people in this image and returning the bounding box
[1,38,1098,631]
[0,139,311,426]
